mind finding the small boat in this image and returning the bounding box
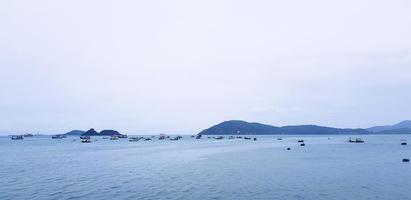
[52,134,66,139]
[349,138,364,143]
[144,137,152,141]
[191,135,195,138]
[11,135,24,140]
[80,135,91,140]
[118,135,128,138]
[195,135,202,139]
[277,137,283,140]
[228,136,235,140]
[158,135,167,140]
[236,136,242,139]
[81,139,91,143]
[244,137,251,140]
[297,139,304,143]
[253,138,257,141]
[110,136,119,140]
[300,143,306,146]
[401,139,407,145]
[102,137,109,139]
[214,136,224,140]
[129,137,140,142]
[286,147,291,150]
[403,158,410,162]
[24,133,33,137]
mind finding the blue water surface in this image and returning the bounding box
[0,135,410,200]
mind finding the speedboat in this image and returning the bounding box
[11,135,24,140]
[349,138,364,143]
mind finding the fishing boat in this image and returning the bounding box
[349,138,364,143]
[80,135,90,140]
[11,135,24,140]
[81,139,91,143]
[110,135,119,140]
[129,137,140,142]
[52,134,66,139]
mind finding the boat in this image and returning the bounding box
[81,139,91,143]
[236,136,243,139]
[80,135,90,140]
[11,135,24,140]
[195,135,202,139]
[403,158,410,162]
[286,147,291,150]
[158,134,167,140]
[23,133,33,137]
[52,134,66,139]
[129,137,141,142]
[110,136,119,140]
[118,134,128,138]
[300,143,306,146]
[228,136,235,139]
[401,139,407,145]
[144,137,152,141]
[277,137,283,140]
[349,138,364,143]
[253,138,257,141]
[214,136,224,140]
[297,139,304,143]
[170,136,183,141]
[102,137,109,139]
[244,137,251,140]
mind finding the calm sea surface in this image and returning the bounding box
[1,135,410,200]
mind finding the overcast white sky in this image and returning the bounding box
[1,0,411,134]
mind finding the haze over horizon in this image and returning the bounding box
[1,0,411,135]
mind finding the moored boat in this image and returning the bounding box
[349,138,364,143]
[11,135,24,140]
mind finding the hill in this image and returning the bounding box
[199,120,369,135]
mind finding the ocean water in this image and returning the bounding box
[0,135,410,200]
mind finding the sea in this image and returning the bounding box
[0,134,410,200]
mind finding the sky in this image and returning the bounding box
[1,0,411,135]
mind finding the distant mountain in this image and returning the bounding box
[81,128,123,136]
[367,120,411,133]
[64,130,85,136]
[198,120,369,135]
